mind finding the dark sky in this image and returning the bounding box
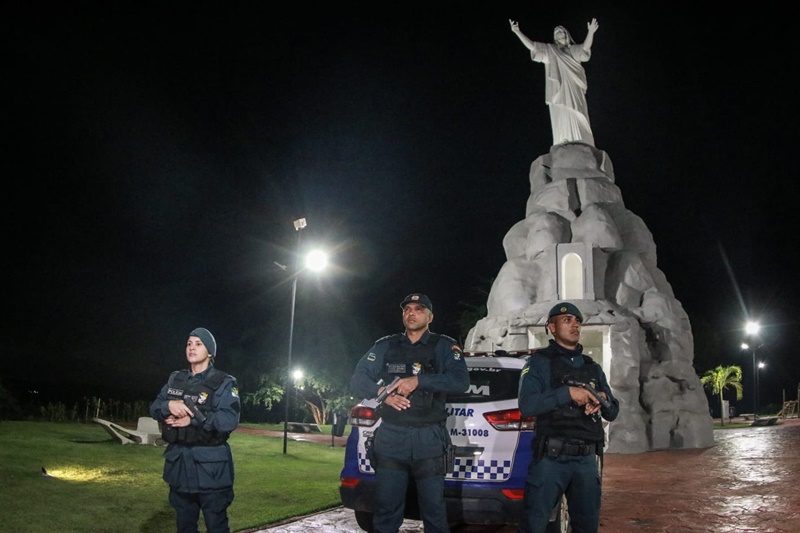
[6,4,798,412]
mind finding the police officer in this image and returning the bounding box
[518,303,619,533]
[351,293,470,533]
[149,327,240,533]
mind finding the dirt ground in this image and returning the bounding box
[239,417,800,533]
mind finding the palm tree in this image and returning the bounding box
[700,365,743,427]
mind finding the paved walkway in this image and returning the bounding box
[242,418,800,532]
[600,417,800,532]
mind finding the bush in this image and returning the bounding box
[3,396,152,423]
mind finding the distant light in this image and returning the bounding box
[305,250,328,272]
[745,321,760,336]
[292,369,304,381]
[741,343,749,351]
[758,361,766,369]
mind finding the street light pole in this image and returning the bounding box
[756,361,766,417]
[745,321,761,419]
[751,347,757,417]
[283,273,298,455]
[283,218,307,455]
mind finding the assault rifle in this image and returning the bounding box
[183,395,207,423]
[375,376,401,404]
[563,377,611,410]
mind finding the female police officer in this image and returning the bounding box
[150,327,240,533]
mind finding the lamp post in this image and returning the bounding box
[281,218,328,455]
[756,361,766,416]
[282,218,305,455]
[743,320,761,418]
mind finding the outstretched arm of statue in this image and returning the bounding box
[509,19,537,52]
[583,18,599,53]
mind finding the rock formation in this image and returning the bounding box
[464,142,714,453]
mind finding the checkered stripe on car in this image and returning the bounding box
[449,457,512,480]
[358,451,375,473]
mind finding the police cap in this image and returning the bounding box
[547,302,583,323]
[400,293,433,312]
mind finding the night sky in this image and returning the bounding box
[7,4,798,415]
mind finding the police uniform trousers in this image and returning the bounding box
[169,487,234,533]
[373,421,450,533]
[518,453,601,533]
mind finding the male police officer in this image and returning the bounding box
[518,303,619,533]
[351,293,470,533]
[150,327,240,533]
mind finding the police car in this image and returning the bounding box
[339,350,570,532]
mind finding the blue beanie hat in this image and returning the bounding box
[189,327,217,356]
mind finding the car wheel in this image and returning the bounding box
[546,494,569,533]
[354,510,375,532]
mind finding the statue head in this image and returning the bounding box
[553,26,574,46]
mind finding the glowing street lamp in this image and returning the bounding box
[745,321,760,336]
[305,250,328,272]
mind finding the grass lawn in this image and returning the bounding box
[713,421,755,430]
[0,421,346,533]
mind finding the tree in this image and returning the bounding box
[295,373,352,425]
[700,365,743,427]
[243,374,284,413]
[451,276,493,344]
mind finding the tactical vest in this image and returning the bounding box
[161,368,230,446]
[379,334,447,426]
[534,351,605,443]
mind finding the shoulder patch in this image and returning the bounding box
[432,333,462,355]
[231,387,239,398]
[521,367,530,376]
[450,343,463,360]
[366,352,377,361]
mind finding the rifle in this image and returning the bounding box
[563,377,611,410]
[183,395,207,423]
[375,376,401,404]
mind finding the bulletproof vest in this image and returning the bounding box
[379,334,447,426]
[534,350,605,443]
[161,368,230,446]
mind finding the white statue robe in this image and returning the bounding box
[531,42,594,146]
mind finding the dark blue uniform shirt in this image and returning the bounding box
[150,366,240,493]
[351,330,469,400]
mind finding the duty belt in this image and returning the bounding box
[545,437,596,457]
